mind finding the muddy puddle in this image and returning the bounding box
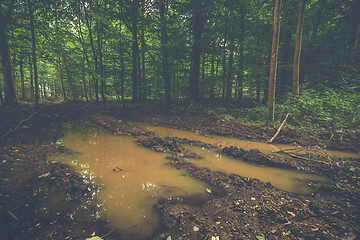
[51,125,208,239]
[136,123,360,158]
[187,146,327,194]
[50,123,357,239]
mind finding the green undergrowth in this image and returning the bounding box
[217,88,360,135]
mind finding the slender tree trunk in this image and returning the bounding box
[267,0,282,121]
[131,0,140,100]
[20,58,25,100]
[0,88,3,105]
[83,0,99,101]
[11,46,17,101]
[209,54,215,99]
[28,0,39,107]
[118,15,125,102]
[29,55,34,101]
[0,1,17,106]
[57,45,66,100]
[237,9,245,101]
[292,0,306,98]
[226,48,234,101]
[222,36,227,99]
[140,28,146,99]
[78,20,92,100]
[97,13,106,102]
[137,40,142,99]
[189,0,203,100]
[159,0,171,106]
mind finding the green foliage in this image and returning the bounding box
[278,88,360,131]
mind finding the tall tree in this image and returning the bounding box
[189,0,203,100]
[28,0,39,107]
[159,0,171,107]
[267,0,282,121]
[292,0,306,98]
[0,0,17,106]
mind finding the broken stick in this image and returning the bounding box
[267,113,290,143]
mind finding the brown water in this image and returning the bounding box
[136,123,360,159]
[187,146,327,194]
[54,126,208,238]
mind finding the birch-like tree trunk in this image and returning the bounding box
[267,0,282,121]
[292,0,306,98]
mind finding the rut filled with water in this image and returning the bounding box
[50,122,358,238]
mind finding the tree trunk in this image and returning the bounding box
[226,48,234,101]
[96,7,106,102]
[237,11,245,101]
[292,0,306,98]
[189,0,203,100]
[267,0,282,121]
[0,1,17,106]
[83,0,99,101]
[131,0,140,100]
[209,54,215,99]
[140,28,146,99]
[159,0,171,106]
[28,0,39,107]
[118,15,125,102]
[11,45,17,101]
[20,58,25,100]
[29,55,34,101]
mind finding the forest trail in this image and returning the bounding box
[0,102,359,240]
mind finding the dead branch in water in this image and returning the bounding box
[268,113,290,143]
[276,146,334,165]
[1,107,37,142]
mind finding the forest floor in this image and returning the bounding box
[0,101,359,240]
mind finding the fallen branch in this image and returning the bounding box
[7,210,19,221]
[1,108,37,141]
[267,113,290,143]
[277,150,330,165]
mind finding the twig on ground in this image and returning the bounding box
[1,107,37,141]
[267,113,290,143]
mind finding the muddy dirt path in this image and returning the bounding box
[0,102,359,240]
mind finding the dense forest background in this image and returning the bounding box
[1,0,359,127]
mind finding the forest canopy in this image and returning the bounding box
[0,0,359,118]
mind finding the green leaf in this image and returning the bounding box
[167,236,172,240]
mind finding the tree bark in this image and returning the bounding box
[140,28,146,99]
[237,5,245,101]
[0,0,17,106]
[20,58,25,100]
[131,0,140,100]
[189,0,203,100]
[159,0,171,106]
[28,55,34,101]
[292,0,306,98]
[82,0,99,101]
[28,0,39,107]
[267,0,282,121]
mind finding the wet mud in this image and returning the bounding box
[0,102,359,239]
